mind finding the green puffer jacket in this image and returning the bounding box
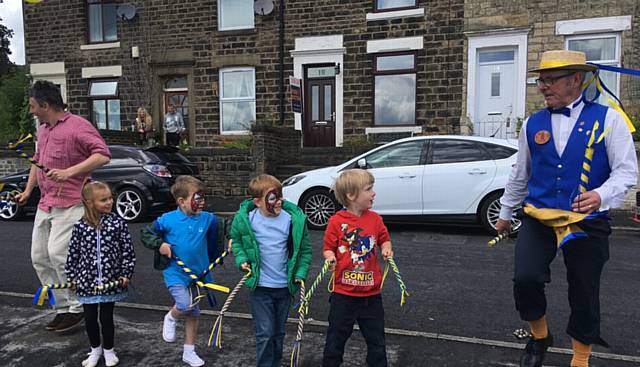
[230,199,312,295]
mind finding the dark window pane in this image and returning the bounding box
[103,3,118,41]
[92,100,107,129]
[366,140,425,168]
[430,140,489,164]
[107,99,121,130]
[88,4,102,42]
[481,143,517,160]
[377,0,416,10]
[376,54,414,71]
[374,74,416,125]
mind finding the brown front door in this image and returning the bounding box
[303,66,335,147]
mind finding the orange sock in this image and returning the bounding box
[571,338,592,367]
[528,315,548,339]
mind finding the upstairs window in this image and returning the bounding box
[374,0,417,12]
[219,67,256,134]
[88,0,118,43]
[373,52,417,126]
[567,34,620,105]
[218,0,254,31]
[89,80,121,130]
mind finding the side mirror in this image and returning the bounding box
[357,158,367,169]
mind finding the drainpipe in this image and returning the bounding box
[278,0,285,125]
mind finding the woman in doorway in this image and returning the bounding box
[135,107,154,147]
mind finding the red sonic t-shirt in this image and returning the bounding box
[322,209,391,297]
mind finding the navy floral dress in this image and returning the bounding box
[65,213,136,304]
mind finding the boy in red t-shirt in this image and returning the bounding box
[322,169,393,367]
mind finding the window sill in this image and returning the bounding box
[366,8,424,22]
[80,42,120,51]
[365,126,422,134]
[215,28,257,37]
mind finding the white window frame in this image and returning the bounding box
[219,67,256,135]
[565,33,621,99]
[217,0,254,31]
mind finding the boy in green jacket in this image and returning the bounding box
[230,174,312,367]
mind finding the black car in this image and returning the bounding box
[0,145,199,222]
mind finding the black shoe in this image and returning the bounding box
[55,312,84,332]
[45,313,66,331]
[520,333,553,367]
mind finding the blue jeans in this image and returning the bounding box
[249,287,291,367]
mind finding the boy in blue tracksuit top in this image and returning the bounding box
[143,175,218,367]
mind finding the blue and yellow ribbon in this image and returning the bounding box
[577,120,610,194]
[523,204,590,249]
[582,64,636,133]
[33,283,72,307]
[290,279,306,367]
[173,256,230,294]
[297,260,331,313]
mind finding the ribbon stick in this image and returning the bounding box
[94,279,122,293]
[173,256,230,294]
[488,232,509,247]
[384,257,410,306]
[196,250,229,282]
[290,280,306,367]
[7,134,49,173]
[208,271,250,349]
[33,283,73,306]
[297,260,331,313]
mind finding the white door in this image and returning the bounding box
[423,139,497,214]
[475,48,516,139]
[362,139,426,215]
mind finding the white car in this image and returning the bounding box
[283,135,521,234]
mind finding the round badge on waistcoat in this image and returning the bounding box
[534,130,551,145]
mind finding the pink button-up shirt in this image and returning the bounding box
[33,112,111,211]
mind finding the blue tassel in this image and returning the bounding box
[48,288,56,306]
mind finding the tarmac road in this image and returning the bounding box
[0,216,639,366]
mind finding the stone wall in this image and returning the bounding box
[0,149,31,177]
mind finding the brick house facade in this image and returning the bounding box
[23,0,465,149]
[463,0,640,138]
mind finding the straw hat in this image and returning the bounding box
[529,50,597,72]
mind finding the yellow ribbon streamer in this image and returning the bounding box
[523,204,588,248]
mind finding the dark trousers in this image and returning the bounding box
[249,287,291,367]
[323,293,387,367]
[513,215,610,346]
[83,302,115,349]
[166,132,180,147]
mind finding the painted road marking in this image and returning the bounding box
[2,290,639,363]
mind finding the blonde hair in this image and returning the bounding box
[248,174,282,198]
[171,175,205,200]
[332,169,374,206]
[136,107,152,126]
[81,180,112,228]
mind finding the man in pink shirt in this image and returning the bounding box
[16,81,111,332]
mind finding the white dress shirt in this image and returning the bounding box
[499,96,638,220]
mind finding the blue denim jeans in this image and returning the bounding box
[249,287,291,367]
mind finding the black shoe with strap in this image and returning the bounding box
[520,333,553,367]
[45,313,66,331]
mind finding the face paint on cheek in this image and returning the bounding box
[265,189,282,214]
[191,191,206,212]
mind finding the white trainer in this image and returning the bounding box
[162,312,177,343]
[182,349,205,367]
[81,347,103,367]
[104,348,119,366]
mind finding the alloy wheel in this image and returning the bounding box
[116,189,143,221]
[486,197,522,233]
[303,192,337,228]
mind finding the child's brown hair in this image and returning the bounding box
[170,175,205,200]
[332,169,375,206]
[248,174,282,198]
[81,180,112,228]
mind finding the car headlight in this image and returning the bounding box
[283,175,306,187]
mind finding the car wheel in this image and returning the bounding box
[0,189,24,221]
[115,187,148,222]
[300,188,340,230]
[479,191,522,235]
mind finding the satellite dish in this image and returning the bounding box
[254,0,274,15]
[116,4,137,21]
